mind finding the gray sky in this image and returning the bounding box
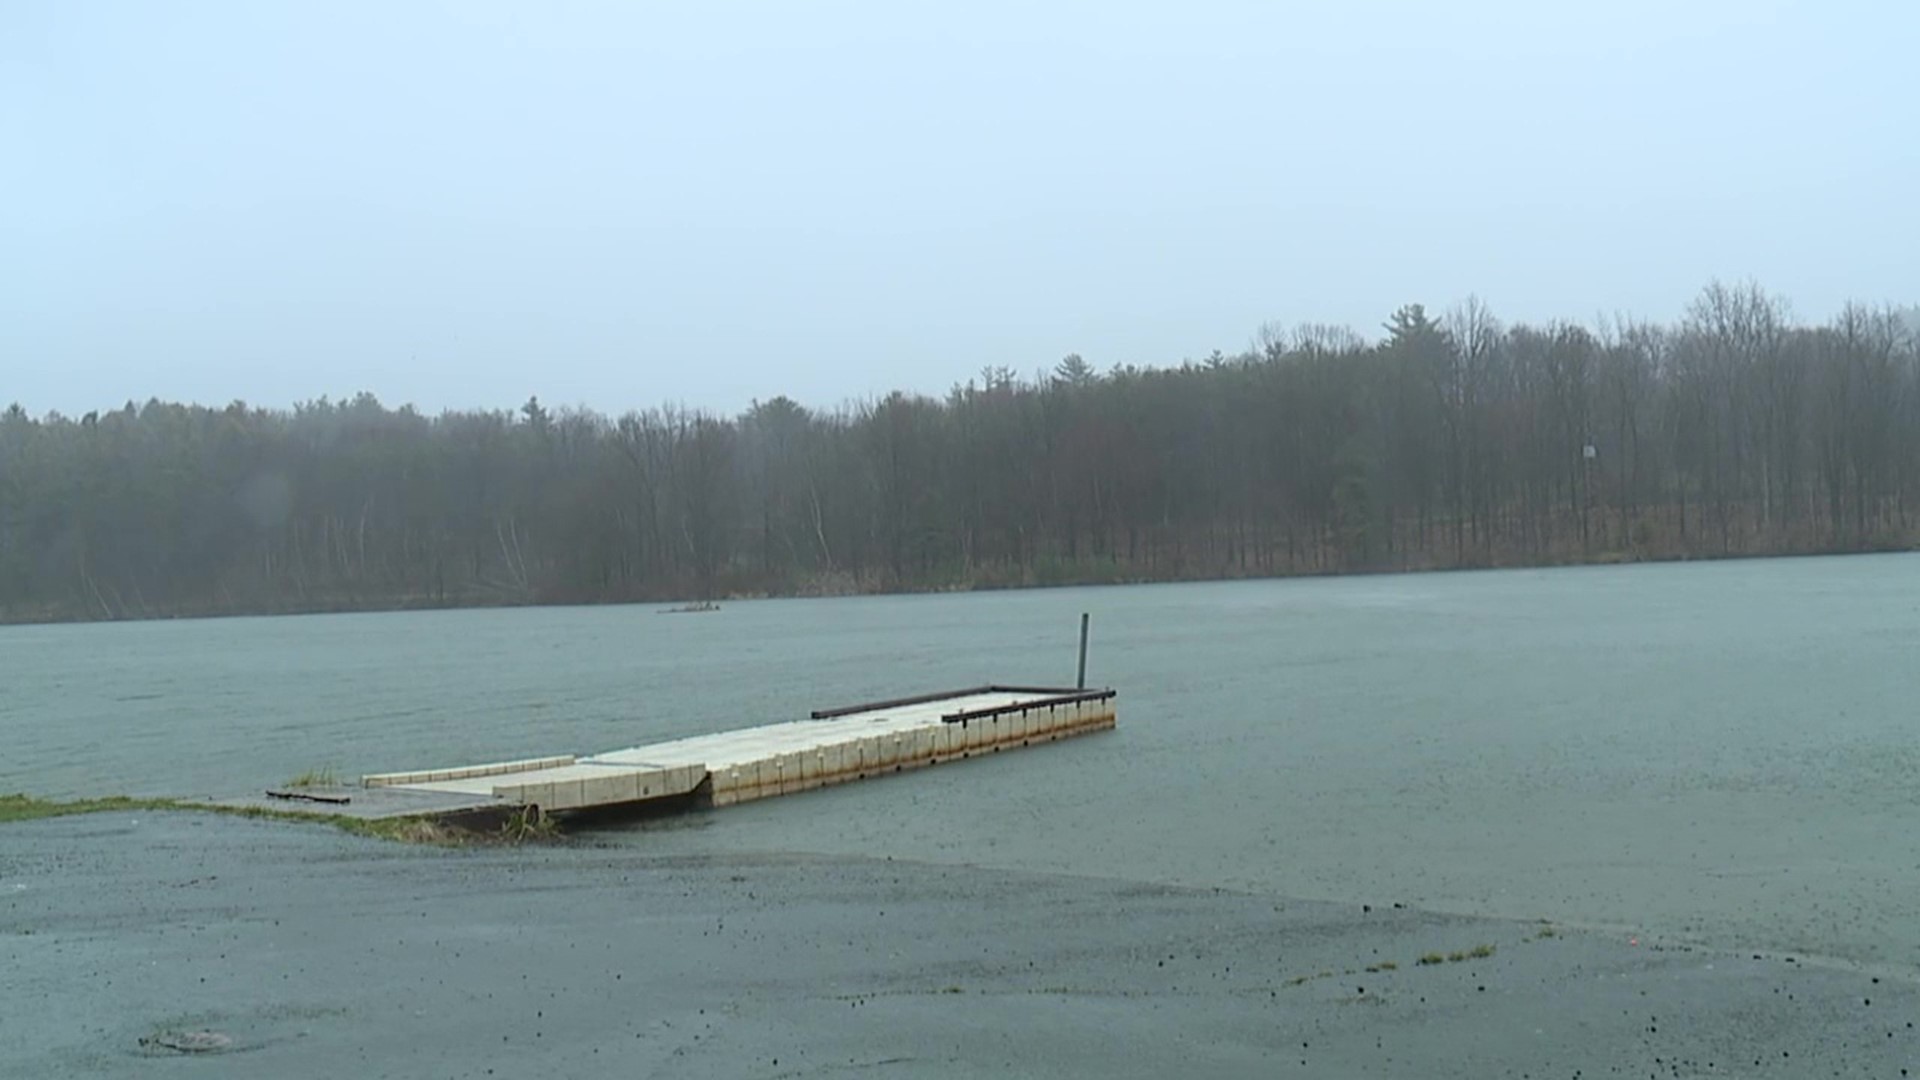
[4,1,1914,418]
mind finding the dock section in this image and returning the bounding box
[360,685,1116,818]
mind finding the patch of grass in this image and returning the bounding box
[1374,960,1398,971]
[1535,925,1559,939]
[0,793,556,848]
[332,814,466,845]
[284,766,339,788]
[1418,944,1498,966]
[0,793,179,823]
[497,806,558,843]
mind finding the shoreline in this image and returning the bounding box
[3,541,1914,629]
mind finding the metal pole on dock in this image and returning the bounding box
[1076,612,1090,689]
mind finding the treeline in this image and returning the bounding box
[3,282,1918,623]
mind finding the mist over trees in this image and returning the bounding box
[3,284,1918,623]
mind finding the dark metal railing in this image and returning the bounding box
[808,684,1098,721]
[940,688,1117,724]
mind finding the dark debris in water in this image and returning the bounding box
[140,1030,235,1054]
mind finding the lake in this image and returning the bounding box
[4,553,1918,966]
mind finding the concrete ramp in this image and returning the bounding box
[491,762,706,812]
[361,755,577,788]
[387,761,707,813]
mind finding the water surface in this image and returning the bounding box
[5,554,1917,963]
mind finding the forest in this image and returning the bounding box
[3,283,1917,623]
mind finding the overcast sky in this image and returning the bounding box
[4,1,1914,418]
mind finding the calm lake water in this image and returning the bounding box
[5,554,1919,965]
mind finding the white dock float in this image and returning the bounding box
[360,686,1116,817]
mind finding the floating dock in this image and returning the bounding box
[311,685,1116,822]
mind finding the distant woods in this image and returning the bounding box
[3,283,1919,623]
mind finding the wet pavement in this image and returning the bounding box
[4,810,1915,1078]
